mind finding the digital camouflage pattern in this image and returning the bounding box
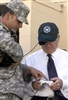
[0,64,28,100]
[0,23,32,100]
[0,23,23,62]
[0,92,22,100]
[6,0,30,24]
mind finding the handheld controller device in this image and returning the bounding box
[40,80,53,86]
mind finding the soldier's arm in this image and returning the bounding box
[0,28,23,62]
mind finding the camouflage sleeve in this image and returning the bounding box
[0,25,23,62]
[21,64,32,82]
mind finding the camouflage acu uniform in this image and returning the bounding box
[0,0,31,100]
[0,22,32,100]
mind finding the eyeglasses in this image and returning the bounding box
[39,41,54,45]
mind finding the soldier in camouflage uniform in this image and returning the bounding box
[0,0,47,100]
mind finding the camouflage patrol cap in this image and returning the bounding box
[6,0,30,24]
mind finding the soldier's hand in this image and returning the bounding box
[27,67,48,81]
